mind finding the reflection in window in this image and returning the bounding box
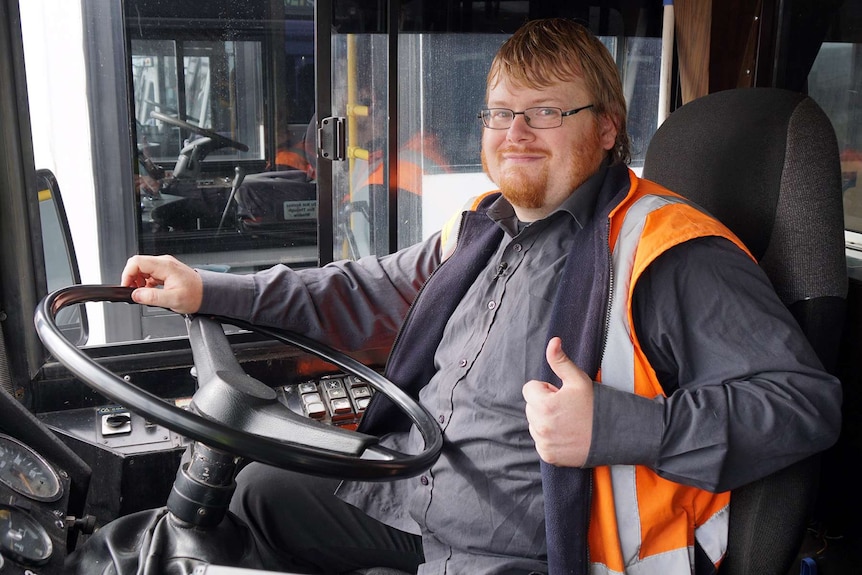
[331,30,662,260]
[331,33,389,260]
[130,33,318,271]
[132,39,263,164]
[809,43,862,232]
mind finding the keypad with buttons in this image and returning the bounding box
[278,373,377,428]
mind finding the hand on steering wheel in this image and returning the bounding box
[34,285,443,480]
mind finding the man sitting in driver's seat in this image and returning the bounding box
[120,18,842,575]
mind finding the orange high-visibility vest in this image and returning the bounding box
[589,171,751,574]
[440,169,750,573]
[275,146,313,177]
[362,132,449,195]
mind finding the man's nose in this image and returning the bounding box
[506,113,535,141]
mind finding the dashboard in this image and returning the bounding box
[0,434,72,574]
[0,371,376,573]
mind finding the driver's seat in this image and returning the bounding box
[357,90,846,575]
[643,87,846,574]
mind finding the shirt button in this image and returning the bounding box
[420,475,429,486]
[459,358,467,367]
[438,414,445,424]
[487,300,496,310]
[513,243,523,252]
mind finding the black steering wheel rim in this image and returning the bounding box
[151,111,249,152]
[34,285,442,480]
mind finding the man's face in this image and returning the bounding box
[481,76,617,221]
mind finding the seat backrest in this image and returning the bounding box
[643,87,847,575]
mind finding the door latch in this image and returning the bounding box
[318,116,346,162]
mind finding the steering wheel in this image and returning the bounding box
[34,285,443,480]
[151,111,249,153]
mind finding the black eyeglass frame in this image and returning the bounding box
[477,104,595,129]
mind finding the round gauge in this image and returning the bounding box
[0,434,63,502]
[0,505,53,566]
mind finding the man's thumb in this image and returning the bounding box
[131,287,159,307]
[546,337,581,385]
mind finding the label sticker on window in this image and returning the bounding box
[283,200,317,221]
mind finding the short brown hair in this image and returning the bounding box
[487,18,630,165]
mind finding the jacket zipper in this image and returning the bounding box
[586,216,614,572]
[598,216,614,368]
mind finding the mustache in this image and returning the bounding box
[498,146,548,156]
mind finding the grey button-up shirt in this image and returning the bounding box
[337,168,606,575]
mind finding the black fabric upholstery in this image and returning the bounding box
[644,88,846,307]
[643,88,847,575]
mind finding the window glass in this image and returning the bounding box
[331,33,390,260]
[132,39,264,165]
[808,43,862,233]
[396,33,503,247]
[123,2,318,340]
[23,0,317,343]
[381,31,661,248]
[21,0,663,345]
[331,2,663,259]
[130,26,313,266]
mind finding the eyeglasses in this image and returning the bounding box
[477,105,595,130]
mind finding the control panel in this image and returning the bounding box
[279,374,375,429]
[38,372,376,458]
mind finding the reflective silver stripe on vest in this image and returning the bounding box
[602,194,679,391]
[591,547,695,575]
[596,193,728,574]
[695,503,730,566]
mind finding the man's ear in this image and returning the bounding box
[598,113,618,152]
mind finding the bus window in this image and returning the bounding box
[809,44,862,234]
[126,2,315,270]
[20,0,663,344]
[330,2,664,261]
[131,39,264,165]
[802,3,862,239]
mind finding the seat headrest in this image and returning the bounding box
[643,87,846,305]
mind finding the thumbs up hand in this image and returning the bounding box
[522,337,594,467]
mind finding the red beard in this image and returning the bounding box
[482,126,604,213]
[481,146,550,210]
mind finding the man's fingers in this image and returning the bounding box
[121,255,166,288]
[130,285,192,314]
[120,255,202,314]
[522,338,595,467]
[522,379,559,403]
